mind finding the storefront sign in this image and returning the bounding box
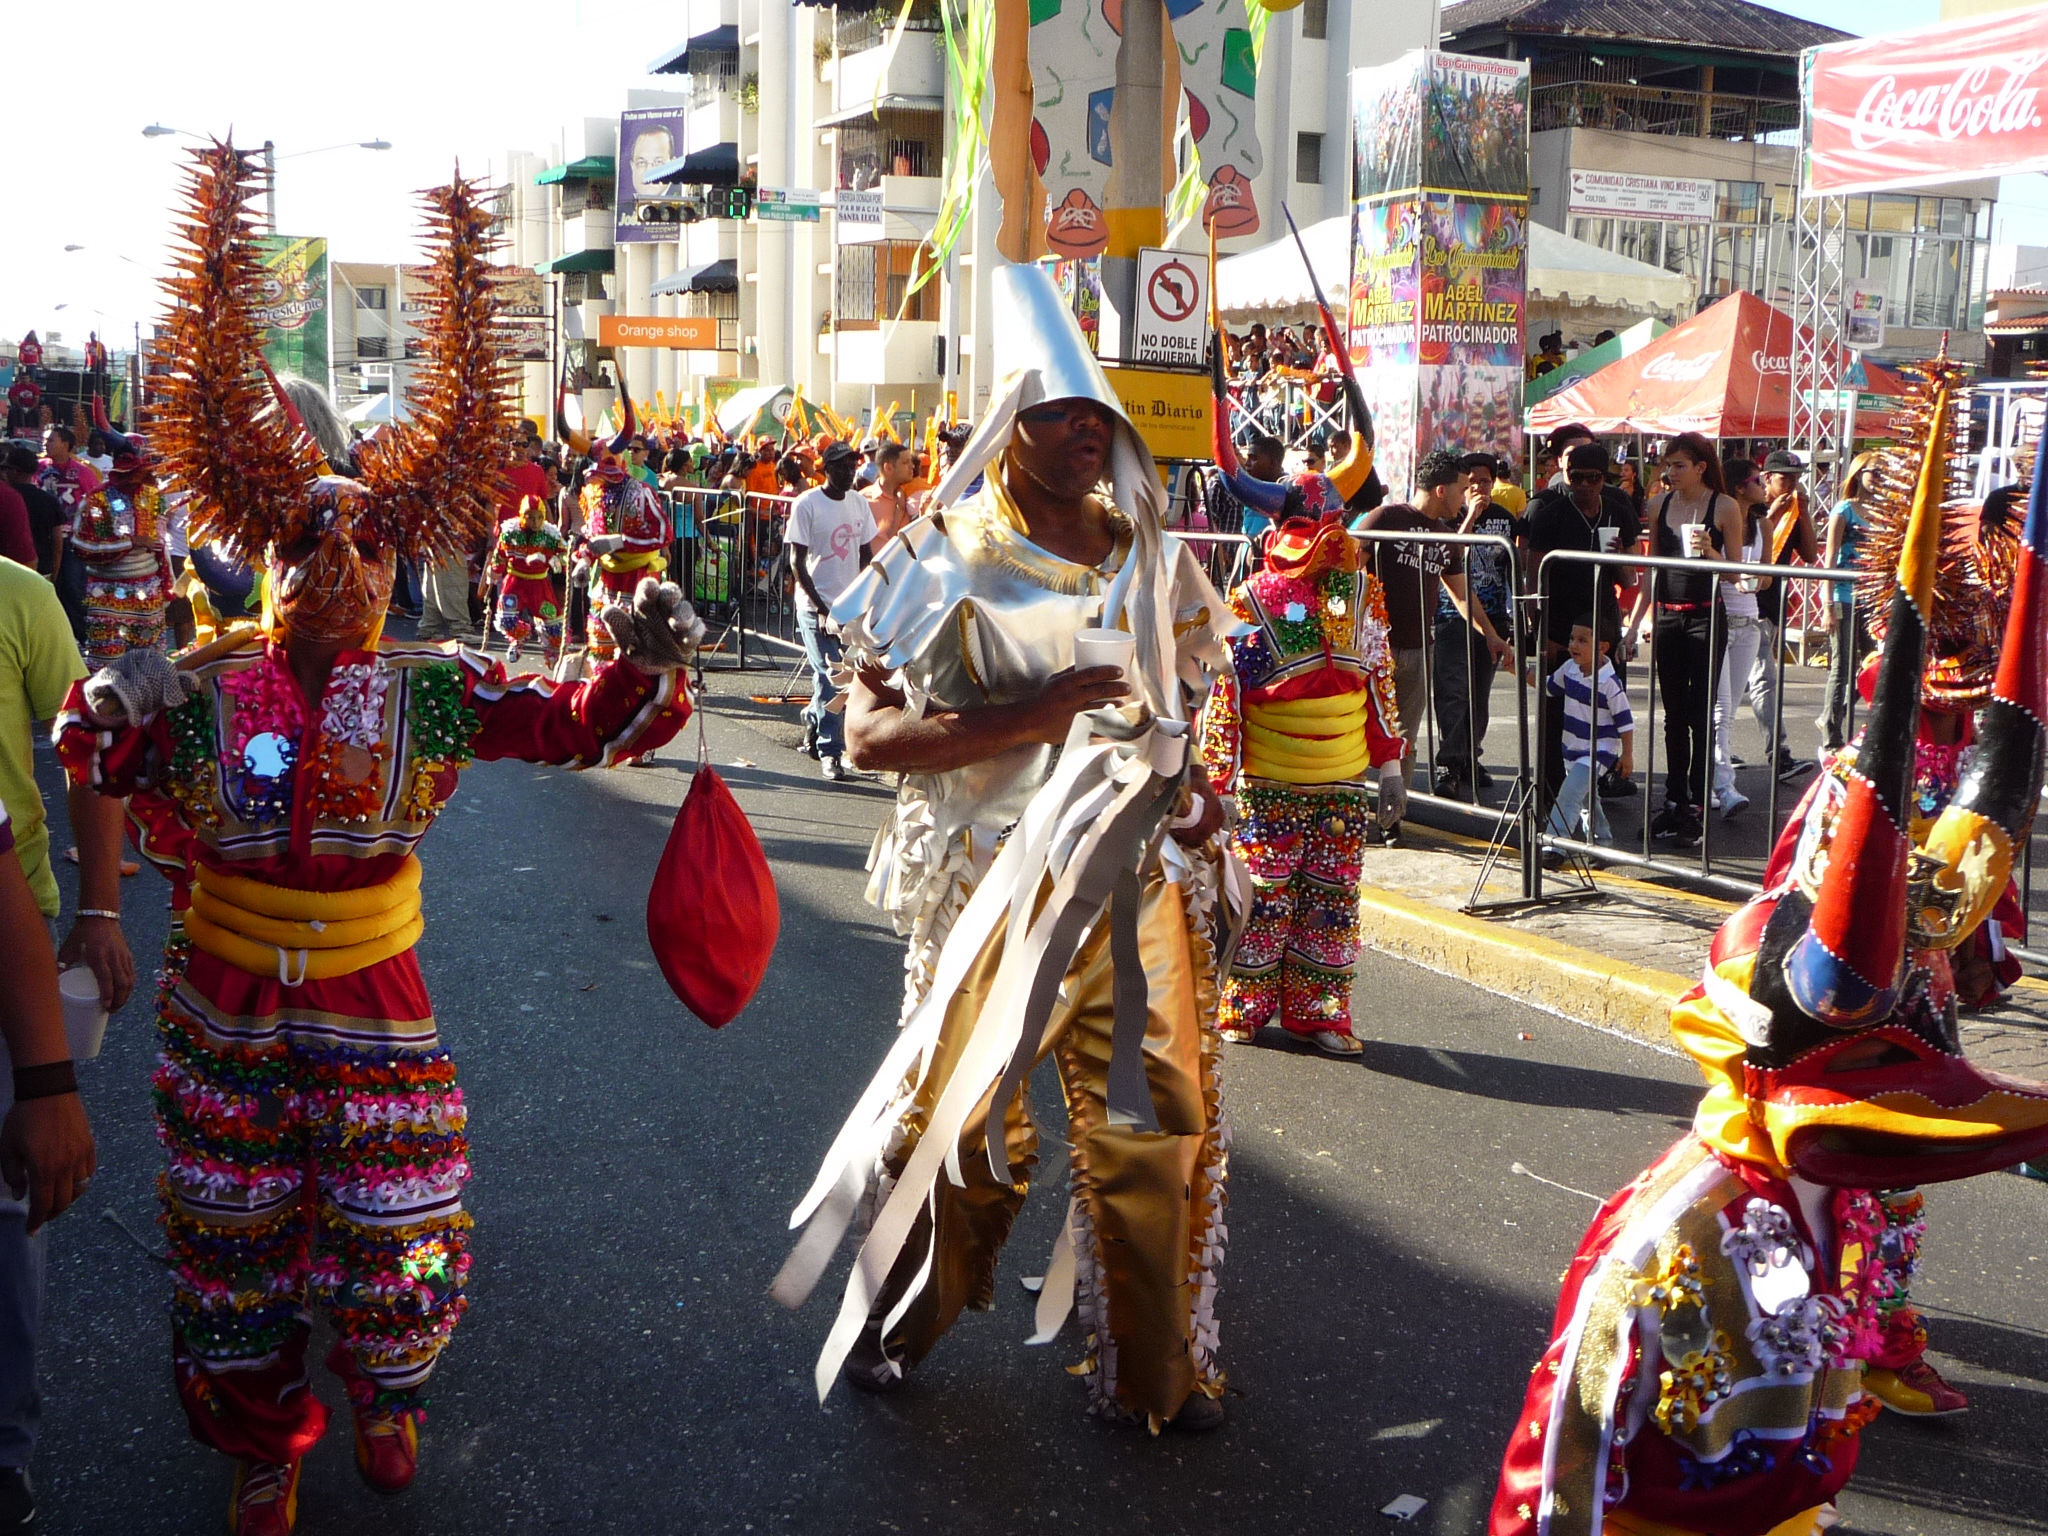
[1567,170,1716,222]
[597,315,721,349]
[836,188,885,244]
[1102,365,1212,461]
[1803,5,2048,195]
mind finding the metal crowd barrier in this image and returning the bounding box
[660,486,806,668]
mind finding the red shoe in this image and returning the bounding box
[227,1459,301,1536]
[1864,1359,1970,1416]
[351,1404,421,1493]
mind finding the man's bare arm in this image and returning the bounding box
[844,665,1130,775]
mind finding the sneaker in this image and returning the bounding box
[1774,750,1815,783]
[0,1468,32,1531]
[1597,769,1639,800]
[820,755,846,782]
[1305,1029,1363,1057]
[1432,767,1470,797]
[1472,762,1496,789]
[1651,803,1701,847]
[1863,1360,1970,1416]
[352,1406,421,1495]
[1218,1024,1257,1044]
[1377,819,1403,848]
[228,1460,301,1536]
[798,721,819,759]
[1720,788,1750,820]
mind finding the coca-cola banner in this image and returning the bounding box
[1803,3,2048,196]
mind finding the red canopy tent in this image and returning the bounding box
[1527,291,1906,440]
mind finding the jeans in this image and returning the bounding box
[1747,617,1788,759]
[1431,609,1505,778]
[797,605,844,759]
[1546,756,1611,842]
[1714,613,1767,797]
[1654,606,1721,809]
[1820,602,1871,749]
[1388,644,1429,789]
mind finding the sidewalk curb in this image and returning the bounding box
[1356,882,1693,1046]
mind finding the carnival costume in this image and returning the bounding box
[485,499,568,668]
[1198,517,1404,1046]
[54,146,696,1535]
[72,403,173,661]
[561,388,671,665]
[772,265,1243,1430]
[1490,379,2048,1536]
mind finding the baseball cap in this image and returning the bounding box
[1762,449,1806,475]
[821,440,859,468]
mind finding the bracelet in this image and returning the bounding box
[13,1062,78,1101]
[75,908,121,922]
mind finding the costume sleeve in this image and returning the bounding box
[1198,671,1242,794]
[52,679,170,796]
[483,525,508,587]
[1360,574,1405,769]
[455,650,691,769]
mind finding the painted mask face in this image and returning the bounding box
[269,478,395,645]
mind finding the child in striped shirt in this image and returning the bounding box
[1546,614,1634,844]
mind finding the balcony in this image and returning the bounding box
[834,17,943,107]
[1531,80,1800,142]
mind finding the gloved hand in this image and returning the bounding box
[586,533,626,557]
[82,648,199,727]
[1376,760,1408,829]
[598,579,706,674]
[570,557,592,585]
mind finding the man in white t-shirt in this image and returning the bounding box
[786,440,876,779]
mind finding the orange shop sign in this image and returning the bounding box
[597,314,720,348]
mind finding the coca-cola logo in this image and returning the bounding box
[1642,350,1719,382]
[1751,350,1791,375]
[1850,56,2048,149]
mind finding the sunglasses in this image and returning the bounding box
[1567,471,1605,485]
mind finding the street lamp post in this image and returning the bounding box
[142,126,391,235]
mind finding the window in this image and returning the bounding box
[355,287,387,311]
[356,335,388,360]
[1301,0,1328,39]
[838,109,943,188]
[834,242,936,327]
[1295,132,1324,186]
[1714,181,1763,225]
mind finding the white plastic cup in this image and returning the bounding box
[1073,628,1137,680]
[1595,526,1619,553]
[58,967,108,1062]
[1682,524,1711,558]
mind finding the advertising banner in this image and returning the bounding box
[252,235,329,383]
[1102,366,1212,462]
[1350,50,1529,492]
[617,107,692,242]
[402,266,549,361]
[836,188,885,245]
[1803,4,2048,196]
[1567,170,1716,222]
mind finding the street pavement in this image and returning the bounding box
[21,656,2048,1535]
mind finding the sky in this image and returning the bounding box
[6,0,2046,349]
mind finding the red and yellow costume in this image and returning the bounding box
[1199,518,1403,1039]
[560,390,671,666]
[484,504,568,668]
[1492,377,2048,1536]
[54,147,691,1528]
[73,469,173,660]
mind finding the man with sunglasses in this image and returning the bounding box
[1525,442,1642,803]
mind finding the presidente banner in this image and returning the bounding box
[252,235,329,383]
[1803,3,2048,196]
[617,107,692,243]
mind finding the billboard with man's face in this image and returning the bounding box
[617,108,690,243]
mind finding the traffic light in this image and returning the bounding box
[709,186,754,221]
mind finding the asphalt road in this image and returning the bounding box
[21,654,2048,1535]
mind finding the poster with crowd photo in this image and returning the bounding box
[402,266,551,362]
[252,235,329,383]
[1423,54,1529,199]
[1351,54,1424,202]
[616,107,691,244]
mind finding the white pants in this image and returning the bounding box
[1714,614,1774,796]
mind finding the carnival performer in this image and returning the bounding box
[1198,516,1404,1055]
[1490,378,2048,1536]
[483,494,568,669]
[562,386,672,667]
[772,264,1241,1432]
[53,146,701,1536]
[70,403,173,661]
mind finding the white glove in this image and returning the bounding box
[586,533,626,557]
[83,649,198,727]
[597,579,706,674]
[1376,760,1408,828]
[570,557,592,585]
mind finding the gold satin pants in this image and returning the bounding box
[875,864,1227,1421]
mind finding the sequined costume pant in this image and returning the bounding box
[84,572,169,662]
[154,938,471,1464]
[868,865,1228,1423]
[1870,1189,1930,1371]
[495,577,562,667]
[1220,780,1369,1036]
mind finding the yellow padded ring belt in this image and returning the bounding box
[599,549,667,576]
[1248,691,1368,722]
[184,856,425,986]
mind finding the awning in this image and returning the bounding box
[648,25,739,75]
[649,143,742,188]
[535,248,616,275]
[535,156,615,186]
[651,259,739,296]
[1215,214,1693,320]
[816,95,944,128]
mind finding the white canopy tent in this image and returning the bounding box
[1214,214,1694,327]
[343,392,408,426]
